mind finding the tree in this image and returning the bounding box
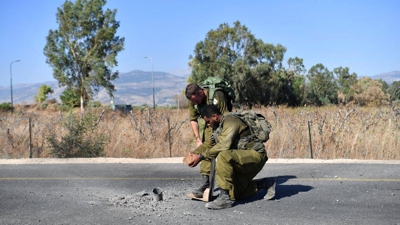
[352,77,388,106]
[305,64,338,106]
[34,85,54,104]
[333,67,357,104]
[188,21,287,107]
[44,0,124,111]
[60,88,81,108]
[387,81,400,103]
[375,78,389,93]
[270,57,306,106]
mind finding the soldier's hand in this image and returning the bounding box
[196,138,202,147]
[188,153,201,168]
[183,152,201,168]
[183,153,193,166]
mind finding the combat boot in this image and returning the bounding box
[257,177,276,200]
[191,175,209,198]
[205,189,232,210]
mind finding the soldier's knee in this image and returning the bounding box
[217,151,232,164]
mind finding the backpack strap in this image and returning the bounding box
[206,85,216,105]
[211,115,227,143]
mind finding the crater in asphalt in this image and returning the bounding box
[99,182,215,221]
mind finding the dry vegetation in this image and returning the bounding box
[1,103,399,160]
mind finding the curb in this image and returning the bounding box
[1,157,400,165]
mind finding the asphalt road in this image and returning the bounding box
[1,159,399,225]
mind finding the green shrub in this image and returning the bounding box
[88,101,102,108]
[60,88,80,108]
[41,102,49,110]
[47,110,107,158]
[57,104,74,112]
[0,102,12,112]
[35,85,54,104]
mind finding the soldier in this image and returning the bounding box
[185,83,231,146]
[185,83,232,198]
[186,104,275,210]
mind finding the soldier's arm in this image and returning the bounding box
[202,116,240,159]
[193,128,214,152]
[188,101,202,145]
[190,120,202,146]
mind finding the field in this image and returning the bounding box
[1,104,399,160]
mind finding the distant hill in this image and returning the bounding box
[370,71,400,84]
[0,70,188,106]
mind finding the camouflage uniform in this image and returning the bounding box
[189,89,231,175]
[200,114,268,201]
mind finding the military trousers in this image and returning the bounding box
[198,125,213,175]
[215,149,267,200]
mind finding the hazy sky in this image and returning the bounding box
[1,0,399,86]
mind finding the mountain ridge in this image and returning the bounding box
[370,70,400,83]
[0,70,188,106]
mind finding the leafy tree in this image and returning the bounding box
[44,0,124,112]
[386,81,400,103]
[375,78,389,93]
[188,21,287,106]
[60,88,81,108]
[271,57,306,106]
[305,64,338,106]
[352,77,388,106]
[267,69,303,106]
[34,85,54,104]
[333,67,357,104]
[287,57,306,75]
[291,74,306,106]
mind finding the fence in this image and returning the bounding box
[0,108,191,159]
[1,105,400,160]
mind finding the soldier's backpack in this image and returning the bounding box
[232,110,272,149]
[198,76,235,111]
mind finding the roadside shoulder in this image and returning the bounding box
[1,157,400,165]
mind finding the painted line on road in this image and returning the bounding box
[296,178,400,182]
[1,177,400,182]
[0,177,193,181]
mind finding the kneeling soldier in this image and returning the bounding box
[185,105,275,209]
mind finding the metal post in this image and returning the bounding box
[144,56,155,109]
[10,60,20,114]
[29,117,33,158]
[308,120,313,159]
[167,118,171,157]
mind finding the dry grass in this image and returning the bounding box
[1,103,399,160]
[264,104,400,160]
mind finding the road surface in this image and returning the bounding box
[1,158,399,225]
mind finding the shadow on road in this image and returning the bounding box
[274,175,313,199]
[233,175,313,206]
